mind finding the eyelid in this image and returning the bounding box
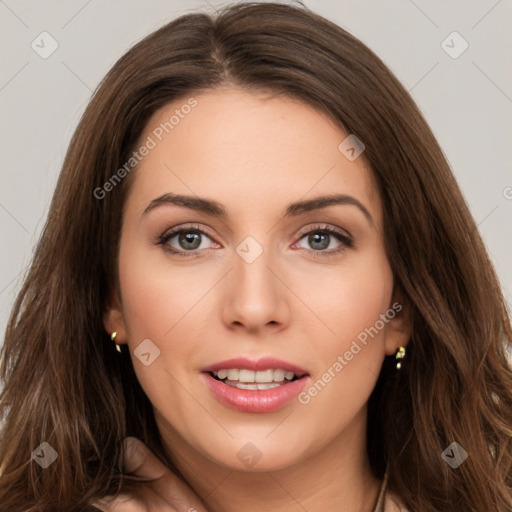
[295,223,352,241]
[157,222,353,257]
[292,223,354,257]
[157,223,219,254]
[158,223,216,242]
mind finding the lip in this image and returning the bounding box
[201,357,310,413]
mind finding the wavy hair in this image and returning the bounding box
[1,2,511,510]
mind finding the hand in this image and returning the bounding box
[93,437,208,512]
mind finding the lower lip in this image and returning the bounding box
[202,373,309,413]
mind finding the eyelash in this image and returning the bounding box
[157,223,354,258]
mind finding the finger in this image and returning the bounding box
[92,493,137,511]
[122,436,168,479]
[122,437,208,512]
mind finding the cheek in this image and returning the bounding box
[294,252,393,409]
[296,251,393,355]
[118,238,207,344]
[116,243,209,421]
[116,239,211,402]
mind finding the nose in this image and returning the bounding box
[221,240,290,334]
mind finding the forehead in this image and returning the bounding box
[125,87,380,224]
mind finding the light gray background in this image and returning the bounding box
[1,0,511,343]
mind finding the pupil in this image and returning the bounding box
[179,231,201,250]
[309,232,329,250]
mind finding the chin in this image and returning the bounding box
[195,433,313,473]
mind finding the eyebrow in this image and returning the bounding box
[143,192,373,225]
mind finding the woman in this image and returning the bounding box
[1,2,511,511]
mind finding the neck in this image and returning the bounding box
[155,406,382,512]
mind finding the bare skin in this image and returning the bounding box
[100,86,411,512]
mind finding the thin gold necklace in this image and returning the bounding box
[372,471,388,512]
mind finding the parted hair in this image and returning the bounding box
[1,2,511,511]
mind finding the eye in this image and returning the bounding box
[293,224,353,257]
[157,224,218,257]
[157,223,353,258]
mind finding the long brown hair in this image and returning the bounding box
[1,2,511,510]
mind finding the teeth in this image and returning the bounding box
[273,369,285,382]
[226,369,239,380]
[257,382,281,390]
[254,369,273,383]
[239,369,255,382]
[212,368,298,383]
[225,381,282,390]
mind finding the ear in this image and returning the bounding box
[103,289,129,345]
[383,286,412,356]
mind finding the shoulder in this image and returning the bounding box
[384,490,410,511]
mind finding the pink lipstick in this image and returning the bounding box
[201,357,310,413]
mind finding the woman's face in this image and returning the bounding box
[106,87,409,473]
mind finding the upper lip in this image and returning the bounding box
[201,357,309,377]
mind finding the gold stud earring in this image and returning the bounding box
[395,346,406,370]
[111,331,122,353]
